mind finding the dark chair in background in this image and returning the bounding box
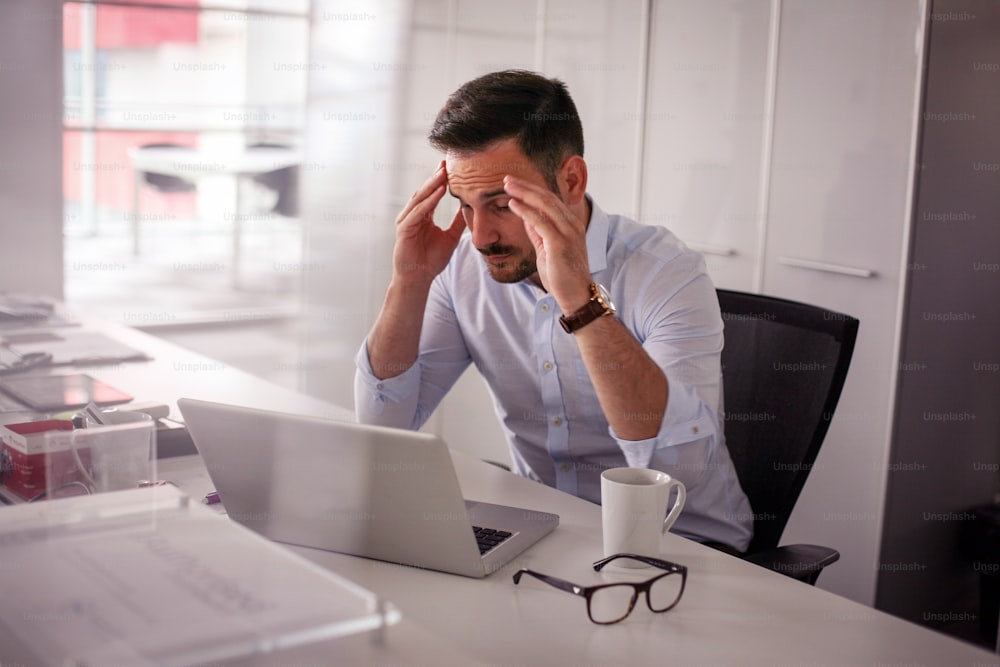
[137,143,197,194]
[716,288,859,584]
[131,143,197,256]
[249,142,299,217]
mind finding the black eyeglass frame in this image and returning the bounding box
[512,553,688,625]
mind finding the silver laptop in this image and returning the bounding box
[177,398,559,578]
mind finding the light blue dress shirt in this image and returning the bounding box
[355,197,753,552]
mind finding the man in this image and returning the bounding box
[354,70,752,552]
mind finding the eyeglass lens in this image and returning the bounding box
[589,584,637,624]
[646,572,684,611]
[587,573,683,624]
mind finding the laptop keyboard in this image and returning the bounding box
[472,526,514,555]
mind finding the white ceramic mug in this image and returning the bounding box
[601,467,686,567]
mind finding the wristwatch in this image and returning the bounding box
[559,283,616,333]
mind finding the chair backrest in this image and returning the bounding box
[716,289,859,554]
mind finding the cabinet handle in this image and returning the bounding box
[777,256,876,278]
[685,242,736,257]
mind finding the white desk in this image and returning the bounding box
[0,315,349,456]
[127,145,302,288]
[0,320,480,665]
[2,318,998,665]
[156,451,1000,666]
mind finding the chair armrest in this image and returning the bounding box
[743,544,840,585]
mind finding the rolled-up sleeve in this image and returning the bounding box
[610,381,718,473]
[609,251,727,492]
[607,248,751,551]
[353,272,472,431]
[354,340,424,428]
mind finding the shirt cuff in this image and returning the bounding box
[609,381,717,467]
[354,339,422,410]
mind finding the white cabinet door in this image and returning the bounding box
[640,0,774,290]
[762,0,925,605]
[542,0,646,217]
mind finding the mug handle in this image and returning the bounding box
[661,479,687,533]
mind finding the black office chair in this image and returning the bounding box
[249,142,299,217]
[131,143,198,255]
[716,288,859,585]
[137,142,197,193]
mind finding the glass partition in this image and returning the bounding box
[63,0,309,323]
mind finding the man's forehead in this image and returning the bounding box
[445,155,533,176]
[445,146,538,199]
[446,163,514,202]
[447,186,507,202]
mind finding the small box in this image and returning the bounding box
[1,417,155,502]
[1,420,88,501]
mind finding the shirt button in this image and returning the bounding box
[376,383,384,390]
[552,417,563,427]
[692,426,699,434]
[560,463,571,472]
[540,303,550,312]
[543,361,554,372]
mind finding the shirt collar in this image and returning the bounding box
[584,195,610,275]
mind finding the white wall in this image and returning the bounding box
[0,0,64,299]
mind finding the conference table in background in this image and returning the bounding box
[127,145,302,289]
[1,315,998,666]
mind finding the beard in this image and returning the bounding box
[478,242,538,283]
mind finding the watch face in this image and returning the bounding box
[595,283,616,312]
[559,282,616,333]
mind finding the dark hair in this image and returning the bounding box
[428,70,584,190]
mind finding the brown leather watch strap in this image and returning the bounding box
[559,283,615,333]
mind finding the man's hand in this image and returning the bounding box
[504,176,668,441]
[366,163,465,381]
[393,161,466,288]
[503,175,591,312]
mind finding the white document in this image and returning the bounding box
[0,486,398,666]
[2,330,150,366]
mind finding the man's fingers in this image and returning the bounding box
[508,197,555,248]
[399,183,447,231]
[444,207,467,241]
[519,207,544,249]
[507,197,543,232]
[503,175,579,237]
[397,162,447,222]
[502,175,559,210]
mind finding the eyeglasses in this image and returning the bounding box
[512,553,687,624]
